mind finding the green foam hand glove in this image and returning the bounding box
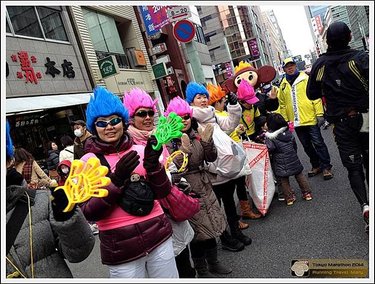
[153,112,184,151]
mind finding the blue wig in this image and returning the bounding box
[185,82,209,104]
[86,86,129,133]
[6,120,14,159]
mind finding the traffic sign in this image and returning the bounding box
[167,6,191,22]
[173,19,196,43]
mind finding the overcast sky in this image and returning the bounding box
[261,4,315,56]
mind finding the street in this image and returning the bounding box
[67,127,370,279]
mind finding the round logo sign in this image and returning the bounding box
[173,19,196,43]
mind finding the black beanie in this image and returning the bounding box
[326,21,351,49]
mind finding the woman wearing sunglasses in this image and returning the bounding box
[79,86,178,278]
[123,88,198,278]
[165,96,230,278]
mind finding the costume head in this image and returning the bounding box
[123,88,158,117]
[237,79,259,105]
[86,86,129,134]
[222,61,276,93]
[206,83,226,105]
[165,96,193,117]
[326,21,351,50]
[185,82,209,104]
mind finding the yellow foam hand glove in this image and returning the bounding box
[53,157,110,212]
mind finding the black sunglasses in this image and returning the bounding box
[135,110,155,118]
[181,114,191,120]
[95,117,122,128]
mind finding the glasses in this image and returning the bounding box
[135,110,155,118]
[181,114,191,120]
[95,117,122,128]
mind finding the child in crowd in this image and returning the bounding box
[264,113,313,206]
[56,160,71,186]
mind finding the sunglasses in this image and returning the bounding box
[181,114,191,120]
[135,110,155,118]
[95,117,122,128]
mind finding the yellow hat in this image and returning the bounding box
[282,57,296,68]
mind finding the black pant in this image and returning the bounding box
[333,115,369,207]
[175,246,196,278]
[235,176,248,201]
[212,179,239,225]
[190,238,217,258]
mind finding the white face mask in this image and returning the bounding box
[74,129,83,138]
[61,168,69,174]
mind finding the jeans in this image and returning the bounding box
[333,115,369,207]
[108,237,178,278]
[294,124,332,170]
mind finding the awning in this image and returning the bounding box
[6,93,93,115]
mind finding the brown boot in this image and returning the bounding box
[240,200,262,219]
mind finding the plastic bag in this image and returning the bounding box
[243,142,275,216]
[207,124,246,178]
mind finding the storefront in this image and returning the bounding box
[5,6,93,160]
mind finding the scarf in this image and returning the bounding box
[285,70,300,85]
[127,125,153,146]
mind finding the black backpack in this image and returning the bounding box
[96,154,155,216]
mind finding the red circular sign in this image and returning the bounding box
[173,20,196,43]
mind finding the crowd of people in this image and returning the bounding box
[5,21,369,278]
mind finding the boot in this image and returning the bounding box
[206,247,232,275]
[230,221,252,246]
[220,230,245,252]
[240,200,262,219]
[192,257,216,278]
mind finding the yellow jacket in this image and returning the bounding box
[277,72,323,127]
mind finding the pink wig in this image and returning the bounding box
[237,79,259,105]
[165,96,193,117]
[123,88,158,117]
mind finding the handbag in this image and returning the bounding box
[159,185,200,222]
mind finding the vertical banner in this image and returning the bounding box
[140,6,170,36]
[248,38,260,58]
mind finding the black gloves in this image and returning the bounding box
[110,150,140,187]
[144,135,163,172]
[227,92,238,105]
[51,187,75,222]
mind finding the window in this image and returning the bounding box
[83,8,130,68]
[83,8,125,54]
[7,6,68,41]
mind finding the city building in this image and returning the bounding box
[197,5,272,84]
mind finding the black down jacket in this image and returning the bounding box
[265,126,303,177]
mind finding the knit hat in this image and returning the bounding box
[165,96,193,117]
[86,86,129,133]
[237,79,259,105]
[326,21,351,49]
[185,82,209,104]
[207,83,226,105]
[123,88,158,117]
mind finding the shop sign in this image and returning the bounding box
[151,43,168,55]
[11,51,42,84]
[248,38,260,58]
[97,55,120,79]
